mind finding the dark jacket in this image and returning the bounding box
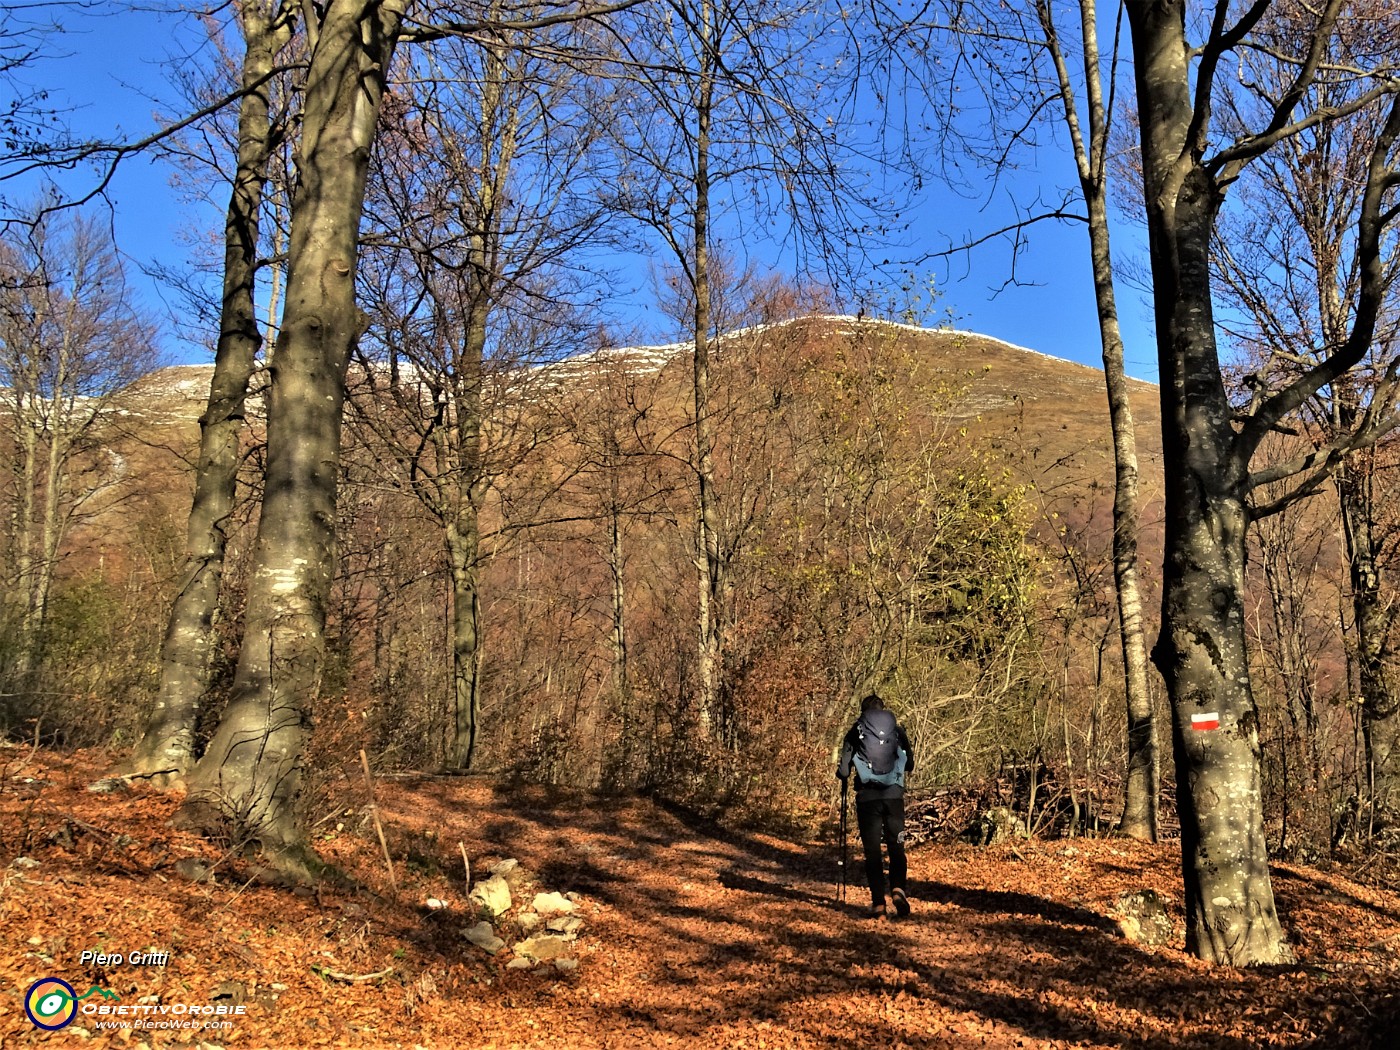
[838,709,915,802]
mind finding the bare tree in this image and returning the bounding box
[351,14,614,770]
[603,0,871,742]
[126,0,301,782]
[0,209,157,700]
[1209,7,1400,832]
[174,0,413,867]
[880,0,1160,840]
[173,0,638,870]
[1124,0,1400,964]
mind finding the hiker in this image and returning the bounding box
[837,693,915,919]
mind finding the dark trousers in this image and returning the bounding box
[855,795,907,906]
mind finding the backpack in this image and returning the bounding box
[851,709,907,787]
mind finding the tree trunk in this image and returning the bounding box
[1338,462,1400,824]
[439,304,485,772]
[1081,101,1157,846]
[446,516,482,771]
[1152,305,1285,963]
[177,0,405,865]
[1086,212,1158,843]
[609,498,632,712]
[1128,0,1289,965]
[691,0,721,741]
[128,9,294,781]
[36,372,65,630]
[12,416,38,680]
[1041,0,1158,841]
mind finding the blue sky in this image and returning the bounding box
[4,3,1161,383]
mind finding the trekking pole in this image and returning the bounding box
[838,777,849,903]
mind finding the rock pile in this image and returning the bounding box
[454,858,587,972]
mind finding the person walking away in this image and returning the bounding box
[837,694,915,919]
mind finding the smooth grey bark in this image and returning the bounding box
[1127,0,1286,965]
[10,389,39,680]
[1127,0,1400,964]
[1096,222,1159,841]
[447,516,483,770]
[608,490,632,724]
[127,3,297,782]
[177,0,406,860]
[1039,0,1158,841]
[445,292,488,771]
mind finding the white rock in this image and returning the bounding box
[553,958,579,973]
[489,859,519,877]
[517,912,543,935]
[506,957,533,970]
[86,777,130,795]
[469,875,512,917]
[532,891,574,917]
[425,898,448,910]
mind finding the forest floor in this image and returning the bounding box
[2,747,1399,1049]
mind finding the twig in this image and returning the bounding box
[122,768,180,782]
[312,807,347,830]
[216,871,263,914]
[359,750,398,893]
[312,965,394,983]
[60,816,168,882]
[459,841,471,888]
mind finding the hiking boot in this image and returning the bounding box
[891,888,911,918]
[865,902,887,920]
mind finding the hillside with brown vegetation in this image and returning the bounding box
[92,318,1166,544]
[72,317,1167,585]
[12,316,1362,845]
[2,747,1398,1048]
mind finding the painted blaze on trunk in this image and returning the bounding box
[1124,0,1311,966]
[1154,481,1290,965]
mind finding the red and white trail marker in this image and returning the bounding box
[1191,712,1221,731]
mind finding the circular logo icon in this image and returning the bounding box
[25,977,78,1030]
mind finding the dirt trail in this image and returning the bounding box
[2,751,1398,1048]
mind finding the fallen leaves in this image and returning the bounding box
[1,750,1399,1047]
